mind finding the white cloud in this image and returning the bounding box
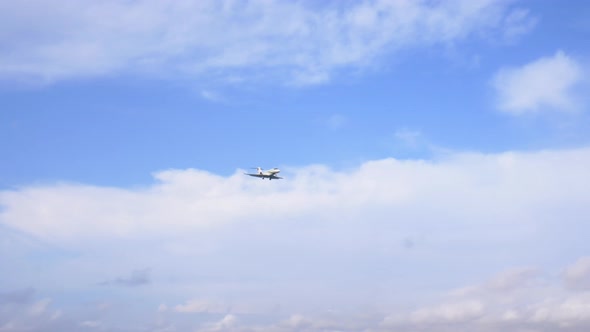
[409,300,485,324]
[199,314,237,332]
[0,0,535,85]
[492,51,584,114]
[529,295,590,325]
[485,266,539,292]
[563,256,590,291]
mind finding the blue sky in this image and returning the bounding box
[2,1,590,331]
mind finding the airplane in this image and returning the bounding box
[244,167,283,180]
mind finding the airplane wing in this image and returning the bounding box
[245,173,265,178]
[244,173,268,178]
[244,172,282,180]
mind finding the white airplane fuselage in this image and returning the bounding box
[246,167,282,180]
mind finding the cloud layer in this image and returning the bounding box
[0,0,534,85]
[2,147,590,244]
[2,148,590,331]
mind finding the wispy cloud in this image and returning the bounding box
[0,288,35,305]
[200,89,224,103]
[173,299,228,314]
[0,290,62,331]
[100,268,151,287]
[80,320,102,329]
[29,298,51,316]
[492,50,585,114]
[393,128,424,148]
[326,114,348,130]
[0,0,535,85]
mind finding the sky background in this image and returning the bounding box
[1,0,590,331]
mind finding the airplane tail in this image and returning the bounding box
[257,167,262,174]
